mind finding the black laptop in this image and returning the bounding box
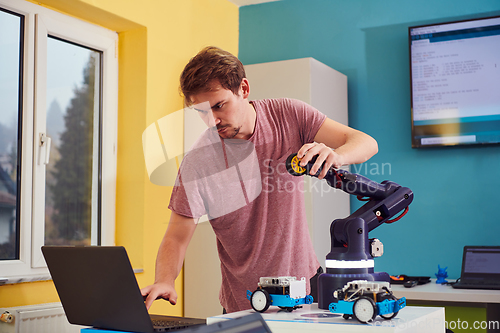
[42,246,206,333]
[452,246,500,290]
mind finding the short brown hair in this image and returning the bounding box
[180,46,246,106]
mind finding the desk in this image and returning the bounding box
[208,304,445,333]
[391,281,500,332]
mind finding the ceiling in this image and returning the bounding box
[226,0,279,7]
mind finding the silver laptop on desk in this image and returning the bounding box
[42,246,206,333]
[452,246,500,290]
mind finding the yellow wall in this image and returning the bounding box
[0,0,238,317]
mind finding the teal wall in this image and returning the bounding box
[239,0,500,280]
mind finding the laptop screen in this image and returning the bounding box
[462,246,500,280]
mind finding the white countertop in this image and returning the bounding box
[208,304,445,333]
[390,280,500,304]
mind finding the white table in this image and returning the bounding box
[391,281,500,332]
[208,304,445,333]
[391,281,500,304]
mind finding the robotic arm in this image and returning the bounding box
[286,153,414,309]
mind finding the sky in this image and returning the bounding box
[0,10,21,129]
[46,37,97,118]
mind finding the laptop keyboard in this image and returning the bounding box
[152,319,193,329]
[455,282,500,290]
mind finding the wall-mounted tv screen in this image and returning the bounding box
[409,16,500,148]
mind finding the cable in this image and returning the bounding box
[385,207,409,224]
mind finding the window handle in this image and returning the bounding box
[39,133,52,165]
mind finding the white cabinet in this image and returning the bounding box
[184,58,350,318]
[245,57,350,268]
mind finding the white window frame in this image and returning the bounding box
[0,0,117,280]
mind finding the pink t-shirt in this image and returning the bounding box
[169,98,326,312]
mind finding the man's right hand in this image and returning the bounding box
[141,282,178,310]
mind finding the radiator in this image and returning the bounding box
[0,303,86,333]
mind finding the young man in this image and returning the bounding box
[141,46,378,313]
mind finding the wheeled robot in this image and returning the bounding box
[329,280,406,323]
[247,276,313,313]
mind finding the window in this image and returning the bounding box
[43,37,101,247]
[0,0,117,279]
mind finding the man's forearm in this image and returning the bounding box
[312,118,378,167]
[154,212,198,285]
[332,131,378,166]
[154,238,185,285]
